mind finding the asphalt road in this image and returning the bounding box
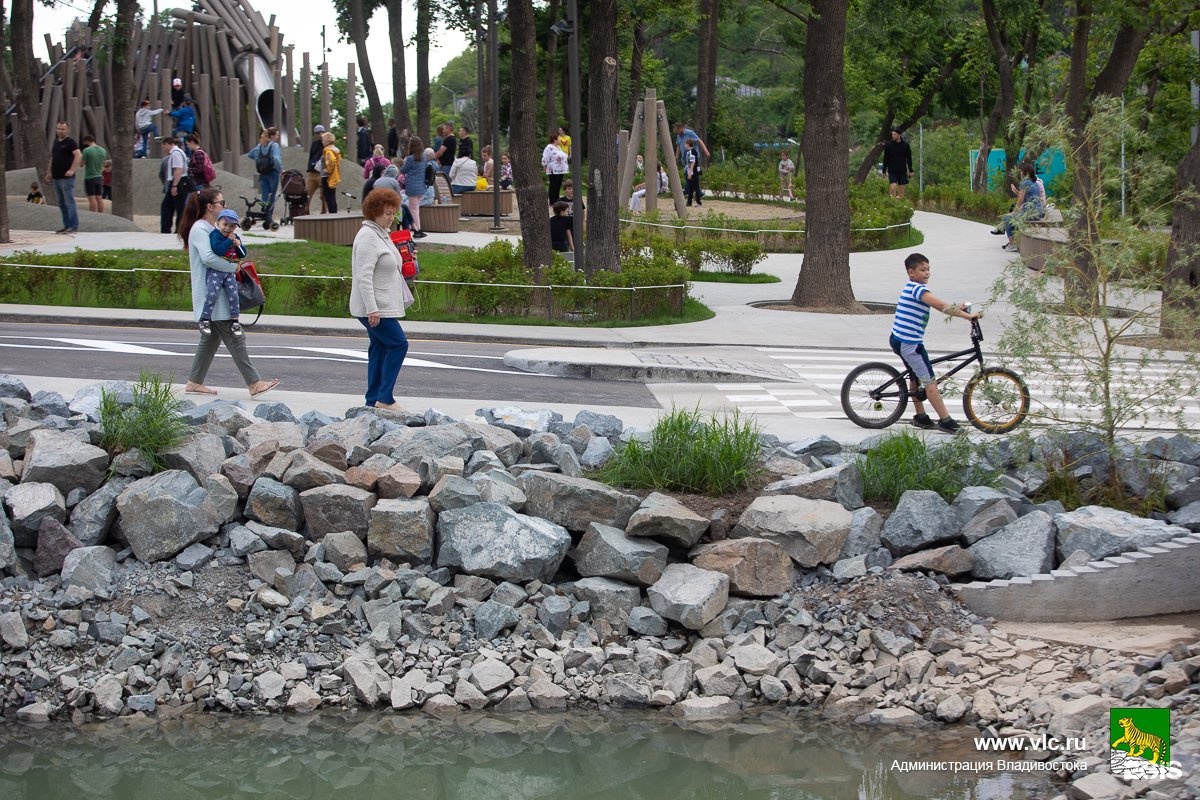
[0,321,660,408]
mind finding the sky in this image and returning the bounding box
[31,0,472,98]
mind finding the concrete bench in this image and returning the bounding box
[1017,227,1068,272]
[419,203,461,233]
[293,212,363,246]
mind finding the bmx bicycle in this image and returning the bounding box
[839,307,1031,434]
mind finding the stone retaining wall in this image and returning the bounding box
[954,533,1200,622]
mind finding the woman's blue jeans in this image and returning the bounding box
[357,316,408,405]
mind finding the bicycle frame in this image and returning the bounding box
[874,319,987,400]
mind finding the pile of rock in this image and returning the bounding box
[1,374,1199,799]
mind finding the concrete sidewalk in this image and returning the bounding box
[0,210,1019,442]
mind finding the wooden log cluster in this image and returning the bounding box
[35,0,338,172]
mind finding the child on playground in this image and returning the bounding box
[778,150,795,200]
[890,252,980,434]
[101,160,113,202]
[26,182,43,204]
[199,208,245,336]
[549,200,573,253]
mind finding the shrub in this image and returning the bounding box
[858,430,999,504]
[98,371,191,473]
[596,407,762,495]
[913,184,1012,224]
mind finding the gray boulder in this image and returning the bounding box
[115,470,221,562]
[199,404,257,437]
[299,484,377,540]
[279,450,347,491]
[21,429,109,495]
[731,495,851,567]
[0,374,32,401]
[472,474,527,510]
[33,518,81,577]
[789,434,840,458]
[625,492,709,548]
[889,544,974,576]
[838,506,883,559]
[323,530,368,572]
[579,437,615,469]
[308,414,388,454]
[474,599,521,640]
[228,526,268,557]
[368,498,435,564]
[159,433,228,486]
[245,477,303,530]
[477,406,561,437]
[571,576,641,632]
[377,425,475,469]
[60,545,117,593]
[437,502,571,583]
[67,479,134,546]
[628,606,668,636]
[428,475,483,512]
[519,472,641,532]
[1054,505,1188,561]
[880,490,956,556]
[1167,501,1200,532]
[1141,433,1200,466]
[647,563,729,631]
[950,486,1019,527]
[762,463,864,509]
[253,402,296,423]
[571,522,668,586]
[376,463,423,499]
[237,420,307,452]
[960,500,1019,545]
[968,511,1055,579]
[245,521,307,557]
[575,410,624,440]
[174,542,214,571]
[690,537,794,597]
[606,673,653,708]
[0,517,15,572]
[1,418,44,460]
[456,421,523,466]
[4,482,66,546]
[247,549,297,584]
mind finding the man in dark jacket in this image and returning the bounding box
[881,128,913,199]
[356,116,372,165]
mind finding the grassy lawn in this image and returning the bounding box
[691,271,781,284]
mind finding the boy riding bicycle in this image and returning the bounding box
[890,252,981,433]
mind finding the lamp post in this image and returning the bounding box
[552,1,583,272]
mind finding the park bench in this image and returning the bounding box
[292,212,362,246]
[433,172,514,216]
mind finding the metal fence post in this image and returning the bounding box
[629,287,635,320]
[547,285,553,321]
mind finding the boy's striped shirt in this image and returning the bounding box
[891,281,930,343]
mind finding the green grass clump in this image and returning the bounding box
[691,271,781,283]
[98,371,191,473]
[596,407,762,495]
[858,429,999,504]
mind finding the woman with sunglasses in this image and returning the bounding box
[177,188,279,398]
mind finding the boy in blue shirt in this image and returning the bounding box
[199,208,245,336]
[890,252,979,433]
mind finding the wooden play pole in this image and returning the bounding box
[655,99,688,218]
[644,89,658,214]
[345,63,356,162]
[301,53,312,149]
[617,100,643,210]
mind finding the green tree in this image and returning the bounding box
[509,0,552,272]
[587,0,620,273]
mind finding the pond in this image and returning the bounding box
[0,709,1058,799]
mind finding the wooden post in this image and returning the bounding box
[345,63,356,160]
[283,46,295,144]
[199,73,213,154]
[656,99,688,218]
[645,89,658,214]
[319,63,330,139]
[618,101,644,210]
[301,53,312,149]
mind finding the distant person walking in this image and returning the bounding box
[178,187,279,400]
[134,99,162,158]
[247,127,283,227]
[307,124,328,214]
[46,120,81,234]
[81,134,108,214]
[673,121,710,169]
[169,97,197,136]
[160,136,189,234]
[356,116,373,166]
[350,188,411,411]
[362,144,390,178]
[319,131,343,213]
[434,123,457,174]
[778,150,796,201]
[541,133,569,206]
[882,128,913,199]
[398,137,429,238]
[684,138,702,207]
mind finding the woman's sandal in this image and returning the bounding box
[184,383,218,396]
[249,378,280,399]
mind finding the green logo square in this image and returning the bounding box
[1110,707,1170,764]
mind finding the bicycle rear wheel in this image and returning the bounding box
[841,362,908,429]
[963,367,1030,433]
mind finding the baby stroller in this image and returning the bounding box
[278,169,309,225]
[237,195,280,231]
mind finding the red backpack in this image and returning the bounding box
[389,230,420,278]
[189,147,217,185]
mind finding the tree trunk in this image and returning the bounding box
[586,0,620,274]
[348,0,386,145]
[544,0,559,137]
[415,0,431,144]
[0,0,9,243]
[853,113,894,185]
[1162,133,1200,340]
[87,0,109,32]
[626,21,645,124]
[385,0,412,134]
[11,0,48,174]
[508,0,552,273]
[791,0,856,310]
[110,0,136,221]
[694,0,719,143]
[972,0,1017,193]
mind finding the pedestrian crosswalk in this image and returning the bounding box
[714,345,1200,432]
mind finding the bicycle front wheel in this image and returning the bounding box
[963,367,1030,433]
[841,362,908,429]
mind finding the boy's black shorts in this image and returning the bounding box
[85,178,103,196]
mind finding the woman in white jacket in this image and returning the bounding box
[449,154,479,194]
[350,188,409,411]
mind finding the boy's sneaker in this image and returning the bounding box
[936,417,962,434]
[230,321,244,337]
[911,413,936,430]
[197,319,211,335]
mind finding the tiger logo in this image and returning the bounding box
[1112,717,1166,764]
